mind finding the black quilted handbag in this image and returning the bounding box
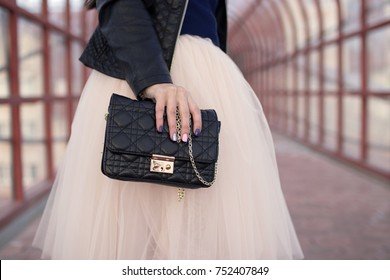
[101,94,221,192]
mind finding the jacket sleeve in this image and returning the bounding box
[96,0,172,96]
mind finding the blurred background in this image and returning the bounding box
[0,0,389,259]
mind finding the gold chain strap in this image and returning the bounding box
[188,133,218,186]
[176,109,218,186]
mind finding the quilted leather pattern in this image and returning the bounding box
[80,0,188,83]
[101,94,221,188]
[80,28,124,80]
[147,0,188,68]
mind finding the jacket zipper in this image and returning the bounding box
[170,0,189,67]
[176,0,189,41]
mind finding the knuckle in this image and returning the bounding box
[155,115,164,122]
[156,111,165,118]
[155,104,164,110]
[167,85,177,94]
[167,109,176,116]
[168,124,177,131]
[167,84,176,90]
[181,108,190,116]
[176,87,187,96]
[182,126,190,134]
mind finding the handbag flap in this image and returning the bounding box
[104,94,220,163]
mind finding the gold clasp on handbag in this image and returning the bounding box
[150,155,175,174]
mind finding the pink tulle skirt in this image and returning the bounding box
[33,35,304,259]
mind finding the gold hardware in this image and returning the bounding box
[150,154,175,174]
[177,188,185,202]
[176,108,218,186]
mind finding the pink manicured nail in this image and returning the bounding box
[182,134,188,143]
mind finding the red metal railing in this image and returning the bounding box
[228,0,390,182]
[0,0,97,228]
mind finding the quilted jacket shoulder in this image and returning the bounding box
[79,0,227,98]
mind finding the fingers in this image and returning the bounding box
[176,87,190,143]
[145,84,176,139]
[166,91,178,141]
[143,83,202,142]
[188,95,202,136]
[154,99,165,133]
[148,84,168,134]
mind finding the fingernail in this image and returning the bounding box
[158,125,163,133]
[195,128,201,137]
[182,133,188,143]
[172,133,177,142]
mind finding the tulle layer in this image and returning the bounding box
[33,35,303,259]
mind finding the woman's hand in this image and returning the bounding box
[142,83,202,142]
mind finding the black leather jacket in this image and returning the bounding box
[79,0,227,98]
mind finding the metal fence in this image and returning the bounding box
[228,0,390,182]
